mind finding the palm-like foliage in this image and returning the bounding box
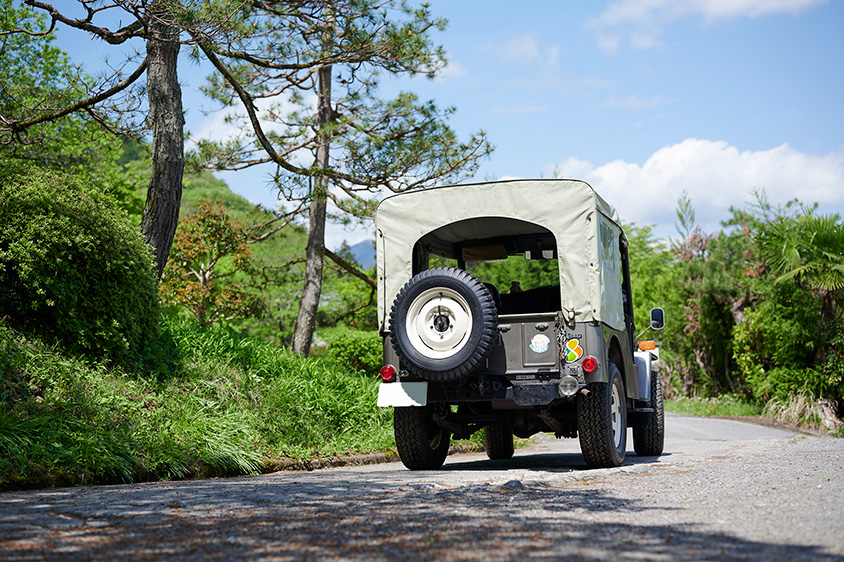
[757,212,844,294]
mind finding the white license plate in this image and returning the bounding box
[377,381,428,407]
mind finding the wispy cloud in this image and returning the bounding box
[435,60,467,83]
[599,94,672,110]
[483,32,561,70]
[589,0,828,53]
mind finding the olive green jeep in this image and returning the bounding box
[375,179,665,470]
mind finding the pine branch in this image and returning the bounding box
[3,57,148,135]
[324,247,376,290]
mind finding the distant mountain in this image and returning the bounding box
[345,239,376,269]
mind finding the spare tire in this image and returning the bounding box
[389,267,498,381]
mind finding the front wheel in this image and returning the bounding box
[577,363,627,468]
[483,423,514,460]
[394,406,451,470]
[633,369,665,456]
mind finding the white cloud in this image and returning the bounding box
[549,138,844,237]
[484,32,561,69]
[435,60,467,83]
[590,0,828,53]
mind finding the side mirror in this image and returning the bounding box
[650,307,665,330]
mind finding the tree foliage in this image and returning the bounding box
[161,200,265,327]
[3,0,186,278]
[0,0,146,213]
[193,0,493,354]
[0,165,160,364]
[625,190,843,409]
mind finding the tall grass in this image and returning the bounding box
[0,319,394,490]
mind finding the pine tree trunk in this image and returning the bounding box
[291,63,332,355]
[140,3,185,279]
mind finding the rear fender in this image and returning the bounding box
[633,350,653,403]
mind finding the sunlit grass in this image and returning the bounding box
[665,394,763,418]
[0,319,395,490]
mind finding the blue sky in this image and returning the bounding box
[57,0,844,248]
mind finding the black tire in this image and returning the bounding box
[394,406,451,470]
[389,267,498,381]
[577,363,627,468]
[483,423,515,460]
[633,368,665,457]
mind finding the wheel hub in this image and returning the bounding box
[433,310,450,332]
[405,287,472,358]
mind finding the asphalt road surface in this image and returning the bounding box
[2,413,844,561]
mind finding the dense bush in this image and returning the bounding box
[0,165,160,365]
[733,268,844,403]
[320,326,383,373]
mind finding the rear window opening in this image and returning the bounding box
[411,217,564,315]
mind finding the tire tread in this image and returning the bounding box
[577,364,626,468]
[633,370,665,456]
[483,423,515,460]
[389,267,498,381]
[394,407,450,470]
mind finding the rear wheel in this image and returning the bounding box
[577,363,627,468]
[633,369,665,456]
[394,406,451,470]
[483,423,515,460]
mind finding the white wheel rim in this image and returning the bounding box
[610,382,623,449]
[405,287,472,359]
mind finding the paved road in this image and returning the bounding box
[2,414,844,561]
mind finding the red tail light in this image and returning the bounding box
[582,356,599,374]
[380,365,397,382]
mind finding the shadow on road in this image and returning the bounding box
[1,471,837,561]
[442,448,671,473]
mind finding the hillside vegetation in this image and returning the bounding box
[2,160,842,491]
[0,317,391,490]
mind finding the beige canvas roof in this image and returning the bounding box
[375,179,625,332]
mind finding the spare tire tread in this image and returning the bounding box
[389,267,497,381]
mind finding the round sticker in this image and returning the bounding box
[529,334,550,354]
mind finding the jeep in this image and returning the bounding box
[375,179,665,470]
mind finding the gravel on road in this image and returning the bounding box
[2,414,843,561]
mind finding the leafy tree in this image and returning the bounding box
[747,195,844,400]
[626,194,755,398]
[733,280,828,401]
[193,0,493,354]
[755,208,844,326]
[161,200,265,327]
[0,0,144,210]
[3,0,187,277]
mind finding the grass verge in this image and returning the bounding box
[0,319,395,490]
[665,394,763,418]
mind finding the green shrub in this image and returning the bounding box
[320,326,383,373]
[0,165,160,365]
[733,281,826,401]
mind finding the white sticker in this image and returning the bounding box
[529,334,550,354]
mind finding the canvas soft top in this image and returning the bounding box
[375,179,625,332]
